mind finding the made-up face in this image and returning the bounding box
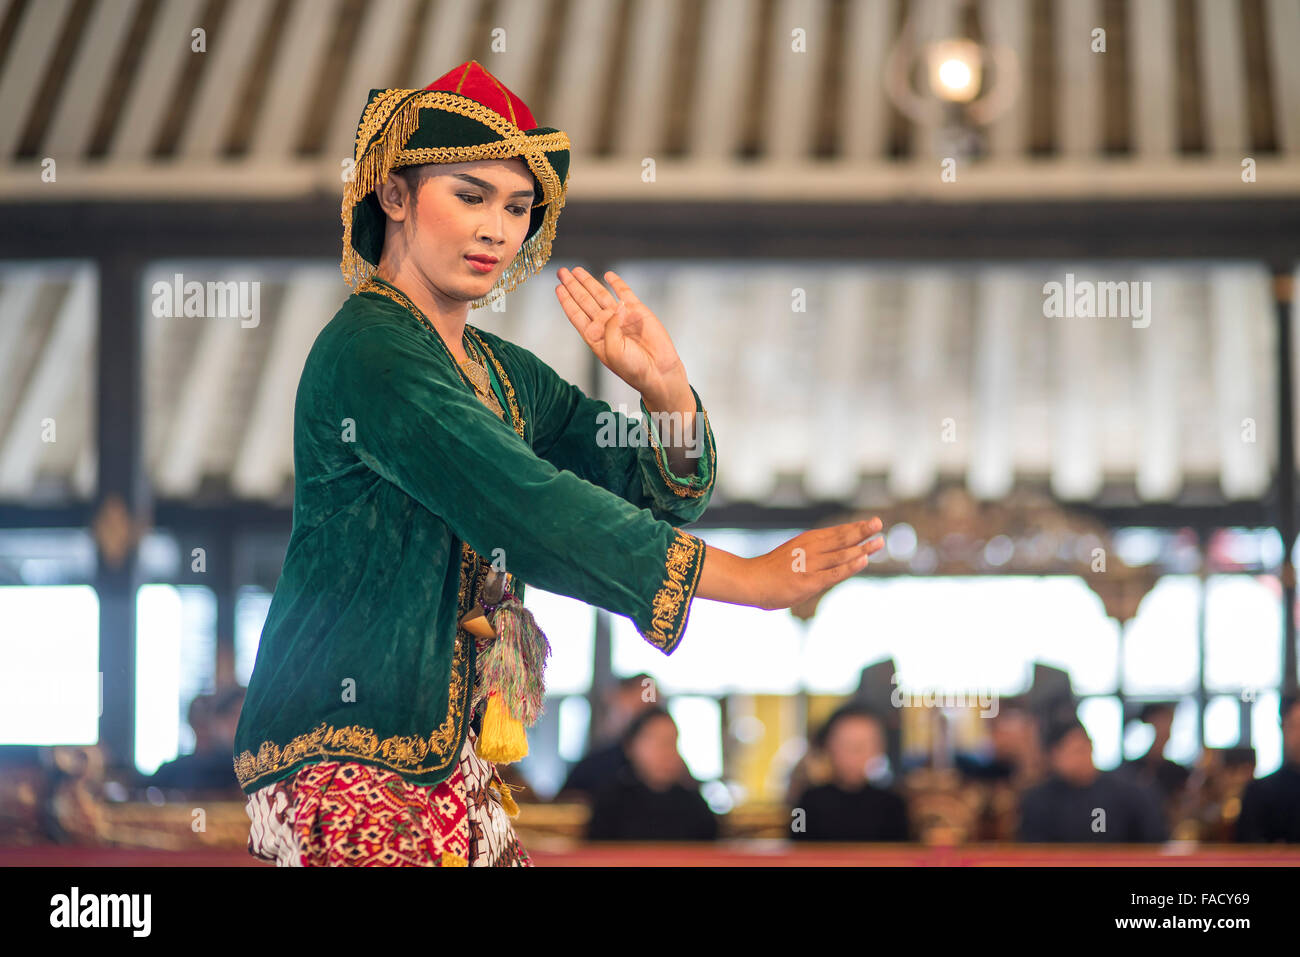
[382,157,537,304]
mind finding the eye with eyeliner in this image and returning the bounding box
[457,193,529,216]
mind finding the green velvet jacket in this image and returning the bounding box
[232,282,717,793]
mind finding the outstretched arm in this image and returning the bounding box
[336,319,883,653]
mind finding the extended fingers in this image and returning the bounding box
[563,266,618,314]
[604,270,644,307]
[820,536,884,572]
[809,518,883,572]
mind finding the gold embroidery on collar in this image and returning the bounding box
[355,281,527,442]
[465,326,526,441]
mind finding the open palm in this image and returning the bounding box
[554,267,687,406]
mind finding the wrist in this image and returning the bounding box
[640,370,692,416]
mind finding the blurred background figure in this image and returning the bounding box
[789,704,909,842]
[1120,701,1191,828]
[1018,718,1166,844]
[556,672,656,801]
[1236,696,1300,843]
[956,697,1045,841]
[145,685,245,797]
[585,706,717,842]
[956,696,1044,786]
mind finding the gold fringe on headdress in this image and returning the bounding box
[340,90,570,309]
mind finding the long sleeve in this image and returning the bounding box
[484,334,716,526]
[331,321,705,654]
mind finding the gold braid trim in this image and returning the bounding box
[465,326,525,440]
[232,634,471,790]
[643,530,706,655]
[354,278,528,442]
[647,404,716,499]
[340,89,571,309]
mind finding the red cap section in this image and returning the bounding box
[424,60,537,131]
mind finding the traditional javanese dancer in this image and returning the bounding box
[234,60,884,866]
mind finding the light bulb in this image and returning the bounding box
[926,39,983,104]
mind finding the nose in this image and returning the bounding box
[477,207,507,246]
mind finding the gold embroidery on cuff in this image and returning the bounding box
[646,402,715,499]
[643,530,706,653]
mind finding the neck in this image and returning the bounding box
[374,262,471,357]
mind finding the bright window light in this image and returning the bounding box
[1078,696,1122,770]
[1123,576,1199,694]
[235,586,272,687]
[524,587,595,695]
[668,695,723,781]
[135,585,216,776]
[1205,575,1281,692]
[0,586,99,745]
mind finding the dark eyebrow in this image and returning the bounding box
[452,173,534,199]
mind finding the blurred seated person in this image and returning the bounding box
[585,706,718,842]
[557,673,656,801]
[790,704,910,842]
[1018,718,1167,843]
[955,696,1044,786]
[1121,702,1191,812]
[1236,695,1300,843]
[148,685,246,795]
[956,698,1045,841]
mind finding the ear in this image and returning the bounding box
[374,171,411,223]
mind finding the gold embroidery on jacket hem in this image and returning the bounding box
[644,530,705,654]
[233,631,471,790]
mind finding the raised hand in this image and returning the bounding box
[554,266,690,409]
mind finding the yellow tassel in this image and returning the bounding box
[440,851,468,867]
[493,774,521,818]
[475,691,528,763]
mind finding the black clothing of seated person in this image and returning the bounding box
[1236,696,1300,844]
[791,703,910,842]
[585,707,718,842]
[1018,718,1167,843]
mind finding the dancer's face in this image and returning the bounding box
[379,157,536,302]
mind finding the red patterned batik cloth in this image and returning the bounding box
[244,726,532,867]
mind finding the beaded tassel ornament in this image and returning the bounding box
[462,568,551,763]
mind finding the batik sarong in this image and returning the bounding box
[244,726,532,866]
